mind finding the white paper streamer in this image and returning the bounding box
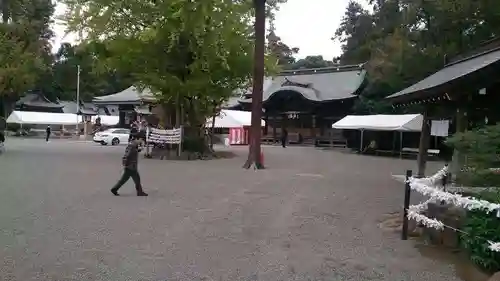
[407,166,500,252]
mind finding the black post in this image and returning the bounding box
[402,169,412,240]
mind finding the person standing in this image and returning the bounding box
[45,125,51,142]
[0,130,5,154]
[111,135,148,196]
[281,128,288,148]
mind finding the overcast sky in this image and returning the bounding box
[52,0,370,59]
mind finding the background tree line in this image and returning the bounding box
[3,0,500,118]
[334,0,500,114]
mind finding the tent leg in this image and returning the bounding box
[399,131,403,158]
[360,130,364,152]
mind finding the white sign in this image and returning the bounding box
[147,127,182,144]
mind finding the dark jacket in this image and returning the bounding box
[122,142,140,170]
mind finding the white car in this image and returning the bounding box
[93,128,130,146]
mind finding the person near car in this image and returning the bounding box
[129,121,138,143]
[111,134,148,196]
[45,125,51,142]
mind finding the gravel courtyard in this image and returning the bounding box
[0,139,461,281]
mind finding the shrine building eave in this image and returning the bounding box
[386,46,500,106]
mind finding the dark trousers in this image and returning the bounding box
[281,137,287,148]
[112,168,144,194]
[45,133,50,142]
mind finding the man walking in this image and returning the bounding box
[45,125,51,142]
[111,135,148,196]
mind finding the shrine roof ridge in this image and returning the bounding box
[278,64,365,76]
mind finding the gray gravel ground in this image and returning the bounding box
[0,139,462,281]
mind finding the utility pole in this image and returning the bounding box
[243,0,266,169]
[75,65,80,136]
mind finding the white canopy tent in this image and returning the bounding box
[332,114,423,131]
[206,110,264,128]
[7,111,80,125]
[332,114,423,154]
[7,111,119,126]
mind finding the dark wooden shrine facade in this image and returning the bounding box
[236,65,367,146]
[15,91,64,113]
[387,37,500,176]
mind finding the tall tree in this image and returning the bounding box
[267,20,299,66]
[0,0,54,117]
[62,0,284,153]
[42,42,132,102]
[335,0,500,114]
[334,0,375,65]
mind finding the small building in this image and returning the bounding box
[15,91,64,113]
[386,37,500,176]
[93,86,155,127]
[236,65,367,146]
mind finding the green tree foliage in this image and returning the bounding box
[61,0,283,129]
[288,55,335,70]
[40,42,133,102]
[335,0,500,114]
[0,0,54,117]
[446,124,500,271]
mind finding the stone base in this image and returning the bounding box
[423,203,466,248]
[146,149,214,161]
[488,272,500,281]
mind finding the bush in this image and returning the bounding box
[457,170,500,187]
[447,124,500,186]
[447,124,500,171]
[460,192,500,273]
[182,135,207,153]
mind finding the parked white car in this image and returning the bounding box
[93,128,130,146]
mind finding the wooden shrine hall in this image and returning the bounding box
[386,37,500,177]
[235,65,367,147]
[93,86,155,128]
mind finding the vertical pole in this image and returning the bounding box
[402,169,412,240]
[312,115,316,146]
[272,115,277,144]
[76,65,81,137]
[399,131,403,158]
[359,129,364,152]
[417,109,431,177]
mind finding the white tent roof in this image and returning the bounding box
[332,114,423,131]
[6,111,79,125]
[6,111,120,126]
[206,110,264,128]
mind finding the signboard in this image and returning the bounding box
[146,127,182,144]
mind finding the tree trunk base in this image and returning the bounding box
[242,157,265,169]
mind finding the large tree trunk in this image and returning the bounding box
[243,0,266,169]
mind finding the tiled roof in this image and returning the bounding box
[16,93,63,108]
[93,86,155,105]
[387,47,500,102]
[240,65,366,103]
